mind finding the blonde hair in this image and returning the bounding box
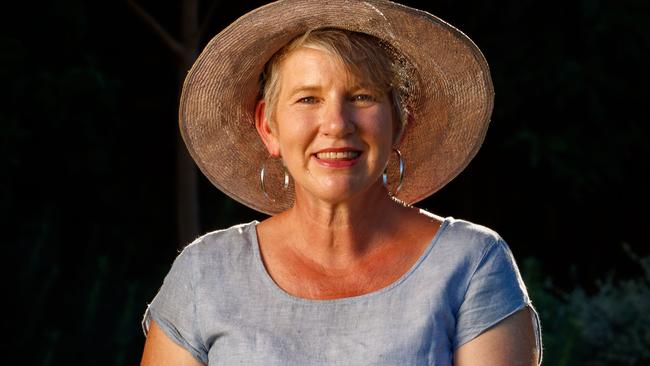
[259,28,411,138]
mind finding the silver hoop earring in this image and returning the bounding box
[382,149,405,196]
[260,157,290,202]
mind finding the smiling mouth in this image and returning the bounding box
[315,151,361,160]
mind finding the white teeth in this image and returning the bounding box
[316,151,360,160]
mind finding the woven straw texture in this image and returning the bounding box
[179,0,494,215]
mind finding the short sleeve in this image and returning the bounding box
[142,246,208,364]
[453,239,542,364]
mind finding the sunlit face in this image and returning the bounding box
[256,46,395,205]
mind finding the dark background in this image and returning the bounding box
[3,0,649,364]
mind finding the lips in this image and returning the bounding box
[315,151,360,160]
[313,148,362,168]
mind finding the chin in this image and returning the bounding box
[307,178,381,203]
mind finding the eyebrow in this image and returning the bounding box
[287,84,379,97]
[287,85,322,97]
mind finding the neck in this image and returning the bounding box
[281,182,408,268]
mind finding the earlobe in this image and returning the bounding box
[254,100,280,156]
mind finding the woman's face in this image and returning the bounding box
[256,46,395,205]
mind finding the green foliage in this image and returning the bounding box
[524,247,650,366]
[566,246,650,365]
[523,258,580,365]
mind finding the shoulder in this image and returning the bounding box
[428,215,503,254]
[442,217,502,246]
[425,216,510,276]
[178,221,259,269]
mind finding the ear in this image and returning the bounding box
[254,100,281,157]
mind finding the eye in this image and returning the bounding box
[297,96,318,104]
[351,94,376,103]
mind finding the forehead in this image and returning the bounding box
[277,46,377,91]
[281,47,350,77]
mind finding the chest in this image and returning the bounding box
[203,291,456,366]
[272,250,421,299]
[261,238,431,300]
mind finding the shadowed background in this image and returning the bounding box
[3,0,649,364]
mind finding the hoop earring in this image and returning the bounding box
[260,157,290,202]
[382,149,405,196]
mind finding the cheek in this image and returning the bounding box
[275,113,318,156]
[358,109,395,145]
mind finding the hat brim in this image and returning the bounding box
[179,0,494,215]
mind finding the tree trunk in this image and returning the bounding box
[176,0,201,246]
[128,0,216,246]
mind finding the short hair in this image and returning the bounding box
[259,28,411,139]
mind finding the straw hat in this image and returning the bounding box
[179,0,494,215]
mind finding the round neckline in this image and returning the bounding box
[249,216,451,304]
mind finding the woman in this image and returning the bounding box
[141,1,542,365]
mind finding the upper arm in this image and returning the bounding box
[453,307,539,366]
[141,320,205,366]
[142,244,209,363]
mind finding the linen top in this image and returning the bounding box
[143,217,542,365]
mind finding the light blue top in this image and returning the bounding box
[143,217,542,365]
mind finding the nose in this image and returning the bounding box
[320,100,356,137]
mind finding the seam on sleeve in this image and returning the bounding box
[458,235,500,309]
[453,235,499,348]
[453,237,543,364]
[454,237,535,347]
[188,242,209,358]
[453,302,538,353]
[145,306,209,365]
